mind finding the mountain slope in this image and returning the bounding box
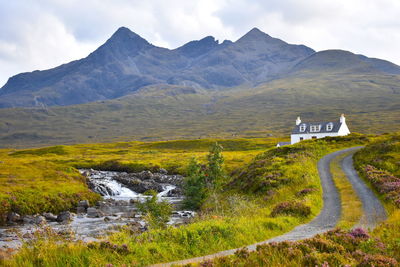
[0,27,316,107]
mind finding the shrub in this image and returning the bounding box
[137,191,172,229]
[270,201,311,217]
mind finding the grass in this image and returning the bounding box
[0,134,371,266]
[0,137,281,224]
[330,151,363,229]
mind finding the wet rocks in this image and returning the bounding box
[7,212,21,223]
[33,216,46,225]
[42,213,58,221]
[57,211,72,224]
[77,200,90,214]
[22,215,35,224]
[113,175,163,193]
[87,208,104,218]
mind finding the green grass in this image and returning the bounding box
[330,151,363,229]
[0,134,371,266]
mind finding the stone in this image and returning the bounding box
[87,207,104,218]
[57,211,72,223]
[33,216,47,225]
[78,200,89,209]
[104,216,111,222]
[22,215,35,224]
[76,206,86,214]
[159,168,168,175]
[7,212,21,223]
[42,212,58,221]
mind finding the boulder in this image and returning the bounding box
[42,212,58,222]
[22,215,35,224]
[78,200,89,209]
[7,212,21,223]
[87,207,104,218]
[33,216,47,225]
[159,168,168,175]
[57,211,72,223]
[76,206,86,214]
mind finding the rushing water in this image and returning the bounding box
[0,170,193,249]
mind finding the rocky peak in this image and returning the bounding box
[176,36,219,58]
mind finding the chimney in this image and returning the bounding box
[340,114,346,123]
[296,116,301,126]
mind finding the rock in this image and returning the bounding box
[7,212,21,223]
[87,207,104,218]
[22,215,35,224]
[42,212,58,222]
[104,216,111,222]
[33,216,47,225]
[159,168,168,175]
[78,200,89,209]
[57,211,72,223]
[76,206,86,214]
[138,170,153,180]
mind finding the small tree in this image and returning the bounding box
[137,190,172,229]
[183,158,208,210]
[206,142,226,190]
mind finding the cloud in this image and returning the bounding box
[1,0,400,86]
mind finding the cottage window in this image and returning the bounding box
[299,124,306,132]
[326,123,333,131]
[310,124,321,132]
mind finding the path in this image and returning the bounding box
[341,150,387,228]
[152,147,385,267]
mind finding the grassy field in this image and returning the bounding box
[0,134,370,266]
[0,138,282,224]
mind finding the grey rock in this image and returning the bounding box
[159,168,168,175]
[87,207,104,218]
[42,212,58,221]
[7,212,21,223]
[33,215,47,225]
[22,215,35,224]
[78,200,89,208]
[76,206,86,214]
[57,211,72,223]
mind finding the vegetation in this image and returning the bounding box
[196,133,400,266]
[0,134,371,266]
[330,152,363,229]
[0,137,278,224]
[137,190,172,229]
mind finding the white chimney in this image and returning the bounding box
[296,116,301,126]
[340,114,346,123]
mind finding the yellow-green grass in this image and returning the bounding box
[330,151,363,229]
[1,135,371,266]
[0,137,282,223]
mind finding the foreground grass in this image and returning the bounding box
[1,134,370,266]
[330,152,363,229]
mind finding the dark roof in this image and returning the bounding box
[292,121,342,134]
[277,142,291,147]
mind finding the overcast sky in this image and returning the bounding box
[1,0,400,86]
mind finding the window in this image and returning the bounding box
[300,137,304,141]
[310,124,321,132]
[299,124,306,132]
[326,122,333,131]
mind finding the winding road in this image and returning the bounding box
[152,147,387,267]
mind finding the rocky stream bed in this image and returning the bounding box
[0,169,194,249]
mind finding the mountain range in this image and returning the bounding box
[1,27,399,108]
[0,27,399,147]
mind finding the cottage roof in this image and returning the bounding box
[292,121,342,134]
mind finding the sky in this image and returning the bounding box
[1,0,400,87]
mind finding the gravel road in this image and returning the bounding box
[341,150,387,228]
[151,147,386,267]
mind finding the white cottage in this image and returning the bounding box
[289,114,350,145]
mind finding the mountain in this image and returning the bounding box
[0,27,317,108]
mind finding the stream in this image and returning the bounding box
[0,169,194,249]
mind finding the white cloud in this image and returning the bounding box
[1,0,400,86]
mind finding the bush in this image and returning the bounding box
[137,191,172,229]
[270,201,311,217]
